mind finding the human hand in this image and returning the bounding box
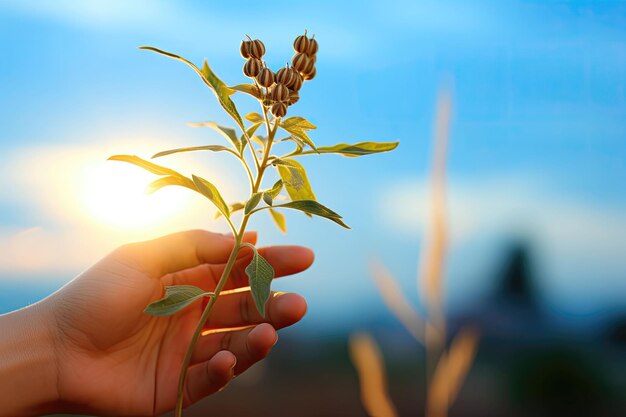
[0,230,312,416]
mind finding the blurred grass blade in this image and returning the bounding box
[427,328,479,417]
[349,332,398,417]
[370,259,426,345]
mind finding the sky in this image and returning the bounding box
[1,0,625,330]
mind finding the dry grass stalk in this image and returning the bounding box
[349,332,398,417]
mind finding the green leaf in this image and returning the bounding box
[244,112,265,123]
[241,121,264,152]
[108,155,184,177]
[262,179,283,206]
[244,247,275,317]
[146,175,196,194]
[279,117,318,151]
[245,192,263,214]
[138,47,244,131]
[276,200,350,229]
[214,202,244,220]
[192,175,230,218]
[230,84,263,99]
[188,122,240,151]
[274,159,316,201]
[269,208,287,234]
[152,145,236,159]
[303,141,400,157]
[144,285,212,317]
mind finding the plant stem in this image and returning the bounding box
[175,103,278,416]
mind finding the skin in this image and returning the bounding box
[0,230,313,416]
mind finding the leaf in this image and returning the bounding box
[138,47,244,131]
[146,175,196,194]
[230,84,263,99]
[276,200,350,229]
[244,192,263,214]
[304,141,400,157]
[152,145,236,159]
[244,247,275,317]
[241,121,264,152]
[144,285,212,317]
[269,208,287,234]
[214,202,244,220]
[244,112,265,123]
[279,117,318,151]
[187,122,240,151]
[191,175,230,218]
[108,155,183,177]
[274,159,316,201]
[262,179,283,206]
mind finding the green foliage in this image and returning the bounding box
[214,202,245,220]
[269,208,287,233]
[244,246,275,317]
[274,158,316,201]
[244,192,263,214]
[279,116,318,151]
[152,145,236,159]
[302,141,399,157]
[191,175,230,218]
[262,179,283,206]
[230,84,262,99]
[244,112,265,123]
[144,285,213,317]
[146,175,196,194]
[276,200,350,229]
[188,122,241,151]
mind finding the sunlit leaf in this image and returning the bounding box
[191,175,230,218]
[274,159,316,202]
[146,175,196,194]
[152,145,236,159]
[231,84,263,99]
[144,285,213,317]
[280,116,316,131]
[275,200,350,229]
[241,121,264,152]
[244,246,275,317]
[301,141,400,157]
[269,208,287,233]
[108,154,183,177]
[244,112,265,123]
[214,202,244,220]
[244,192,263,214]
[187,122,240,151]
[277,135,305,155]
[262,179,283,206]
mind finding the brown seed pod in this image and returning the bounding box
[302,57,315,75]
[243,58,262,77]
[287,90,300,106]
[256,67,275,87]
[303,67,316,81]
[290,71,303,91]
[311,54,317,64]
[292,52,310,73]
[275,67,295,87]
[240,40,252,59]
[307,37,319,55]
[271,102,287,117]
[249,39,266,59]
[293,33,309,53]
[271,83,289,102]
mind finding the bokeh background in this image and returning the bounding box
[1,1,626,416]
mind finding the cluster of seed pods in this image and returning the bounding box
[240,31,318,117]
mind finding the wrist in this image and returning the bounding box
[0,300,60,416]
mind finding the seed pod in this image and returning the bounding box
[292,53,310,73]
[303,67,316,80]
[290,71,303,91]
[249,39,266,59]
[307,37,319,55]
[293,33,309,53]
[302,58,315,75]
[243,58,262,77]
[275,67,295,87]
[271,83,289,102]
[271,102,287,118]
[240,40,252,59]
[311,54,317,64]
[256,67,275,87]
[287,90,300,106]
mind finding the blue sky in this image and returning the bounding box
[1,0,625,329]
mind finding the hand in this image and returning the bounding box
[0,230,313,416]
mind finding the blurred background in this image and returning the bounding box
[1,1,626,416]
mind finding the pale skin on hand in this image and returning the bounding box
[0,229,313,416]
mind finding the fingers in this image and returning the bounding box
[191,323,278,369]
[183,350,237,407]
[117,230,257,278]
[206,291,307,329]
[167,245,314,291]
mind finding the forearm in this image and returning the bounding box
[0,301,60,416]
